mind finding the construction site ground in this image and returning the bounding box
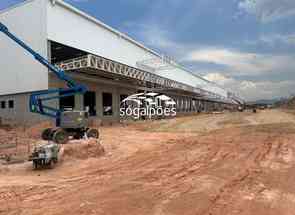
[1,109,295,215]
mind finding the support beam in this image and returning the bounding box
[55,54,238,104]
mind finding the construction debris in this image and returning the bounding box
[63,138,105,160]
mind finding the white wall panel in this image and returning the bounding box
[47,1,156,69]
[47,1,226,96]
[156,67,208,90]
[0,0,48,96]
[47,0,229,97]
[203,85,228,98]
[0,0,229,98]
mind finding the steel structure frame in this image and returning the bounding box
[55,54,235,104]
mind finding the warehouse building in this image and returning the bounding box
[0,0,242,125]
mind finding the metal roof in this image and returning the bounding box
[0,0,161,58]
[51,0,162,59]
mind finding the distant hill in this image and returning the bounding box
[274,97,295,109]
[248,98,287,105]
[283,97,295,108]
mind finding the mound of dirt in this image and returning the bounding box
[64,139,105,160]
[0,129,7,141]
[27,121,54,139]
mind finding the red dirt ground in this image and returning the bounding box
[1,109,295,215]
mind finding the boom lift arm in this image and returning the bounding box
[0,22,87,126]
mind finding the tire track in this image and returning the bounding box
[201,135,275,215]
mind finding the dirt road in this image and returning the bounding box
[1,109,295,215]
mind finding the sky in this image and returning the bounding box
[1,0,295,101]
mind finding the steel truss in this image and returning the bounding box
[55,54,234,104]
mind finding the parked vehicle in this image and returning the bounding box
[29,143,62,169]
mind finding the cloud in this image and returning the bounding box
[239,0,295,23]
[137,25,177,50]
[242,33,295,47]
[67,0,91,2]
[204,72,295,101]
[122,22,190,60]
[123,22,178,49]
[121,6,295,101]
[259,33,295,45]
[185,48,295,77]
[190,48,295,100]
[203,73,236,86]
[131,24,295,100]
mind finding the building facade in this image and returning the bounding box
[0,0,241,125]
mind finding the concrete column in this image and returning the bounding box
[202,101,205,112]
[75,94,84,110]
[210,102,214,111]
[207,102,212,112]
[112,88,119,119]
[177,97,181,112]
[198,100,202,112]
[96,90,102,118]
[47,41,52,63]
[195,100,197,112]
[187,98,190,112]
[188,99,191,112]
[179,98,182,112]
[204,101,208,112]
